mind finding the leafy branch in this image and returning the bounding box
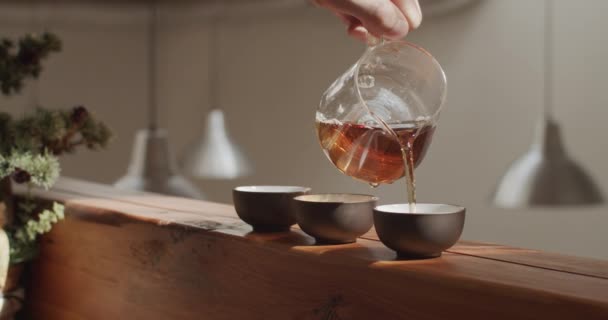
[0,32,61,95]
[0,32,111,264]
[1,107,111,156]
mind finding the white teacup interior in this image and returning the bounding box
[235,186,310,193]
[295,194,377,204]
[375,203,464,214]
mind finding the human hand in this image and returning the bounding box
[313,0,422,42]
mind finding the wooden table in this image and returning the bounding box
[23,178,608,319]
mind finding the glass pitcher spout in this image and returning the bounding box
[365,34,385,47]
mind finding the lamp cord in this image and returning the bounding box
[543,0,553,120]
[208,16,220,111]
[148,1,159,130]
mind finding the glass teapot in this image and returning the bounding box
[316,40,447,185]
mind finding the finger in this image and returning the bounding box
[317,0,410,39]
[334,12,355,25]
[334,12,370,42]
[347,22,370,42]
[391,0,422,29]
[362,0,409,39]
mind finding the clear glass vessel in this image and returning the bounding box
[316,40,447,185]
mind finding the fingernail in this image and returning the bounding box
[412,0,422,28]
[402,0,422,29]
[348,25,369,40]
[386,15,409,39]
[416,1,422,28]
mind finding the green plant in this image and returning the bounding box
[0,32,110,264]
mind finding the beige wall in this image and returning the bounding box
[2,0,607,259]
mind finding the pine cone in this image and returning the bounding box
[71,106,88,125]
[12,168,31,184]
[17,49,39,66]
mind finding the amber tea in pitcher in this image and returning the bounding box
[316,120,435,185]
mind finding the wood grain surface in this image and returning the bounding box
[19,178,608,320]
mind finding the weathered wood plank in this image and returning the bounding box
[46,177,608,280]
[21,186,608,320]
[360,231,608,280]
[447,241,608,279]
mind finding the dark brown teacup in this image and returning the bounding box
[374,203,465,259]
[233,186,311,233]
[293,194,377,244]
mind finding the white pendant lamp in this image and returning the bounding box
[114,3,203,199]
[492,0,603,207]
[180,19,252,179]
